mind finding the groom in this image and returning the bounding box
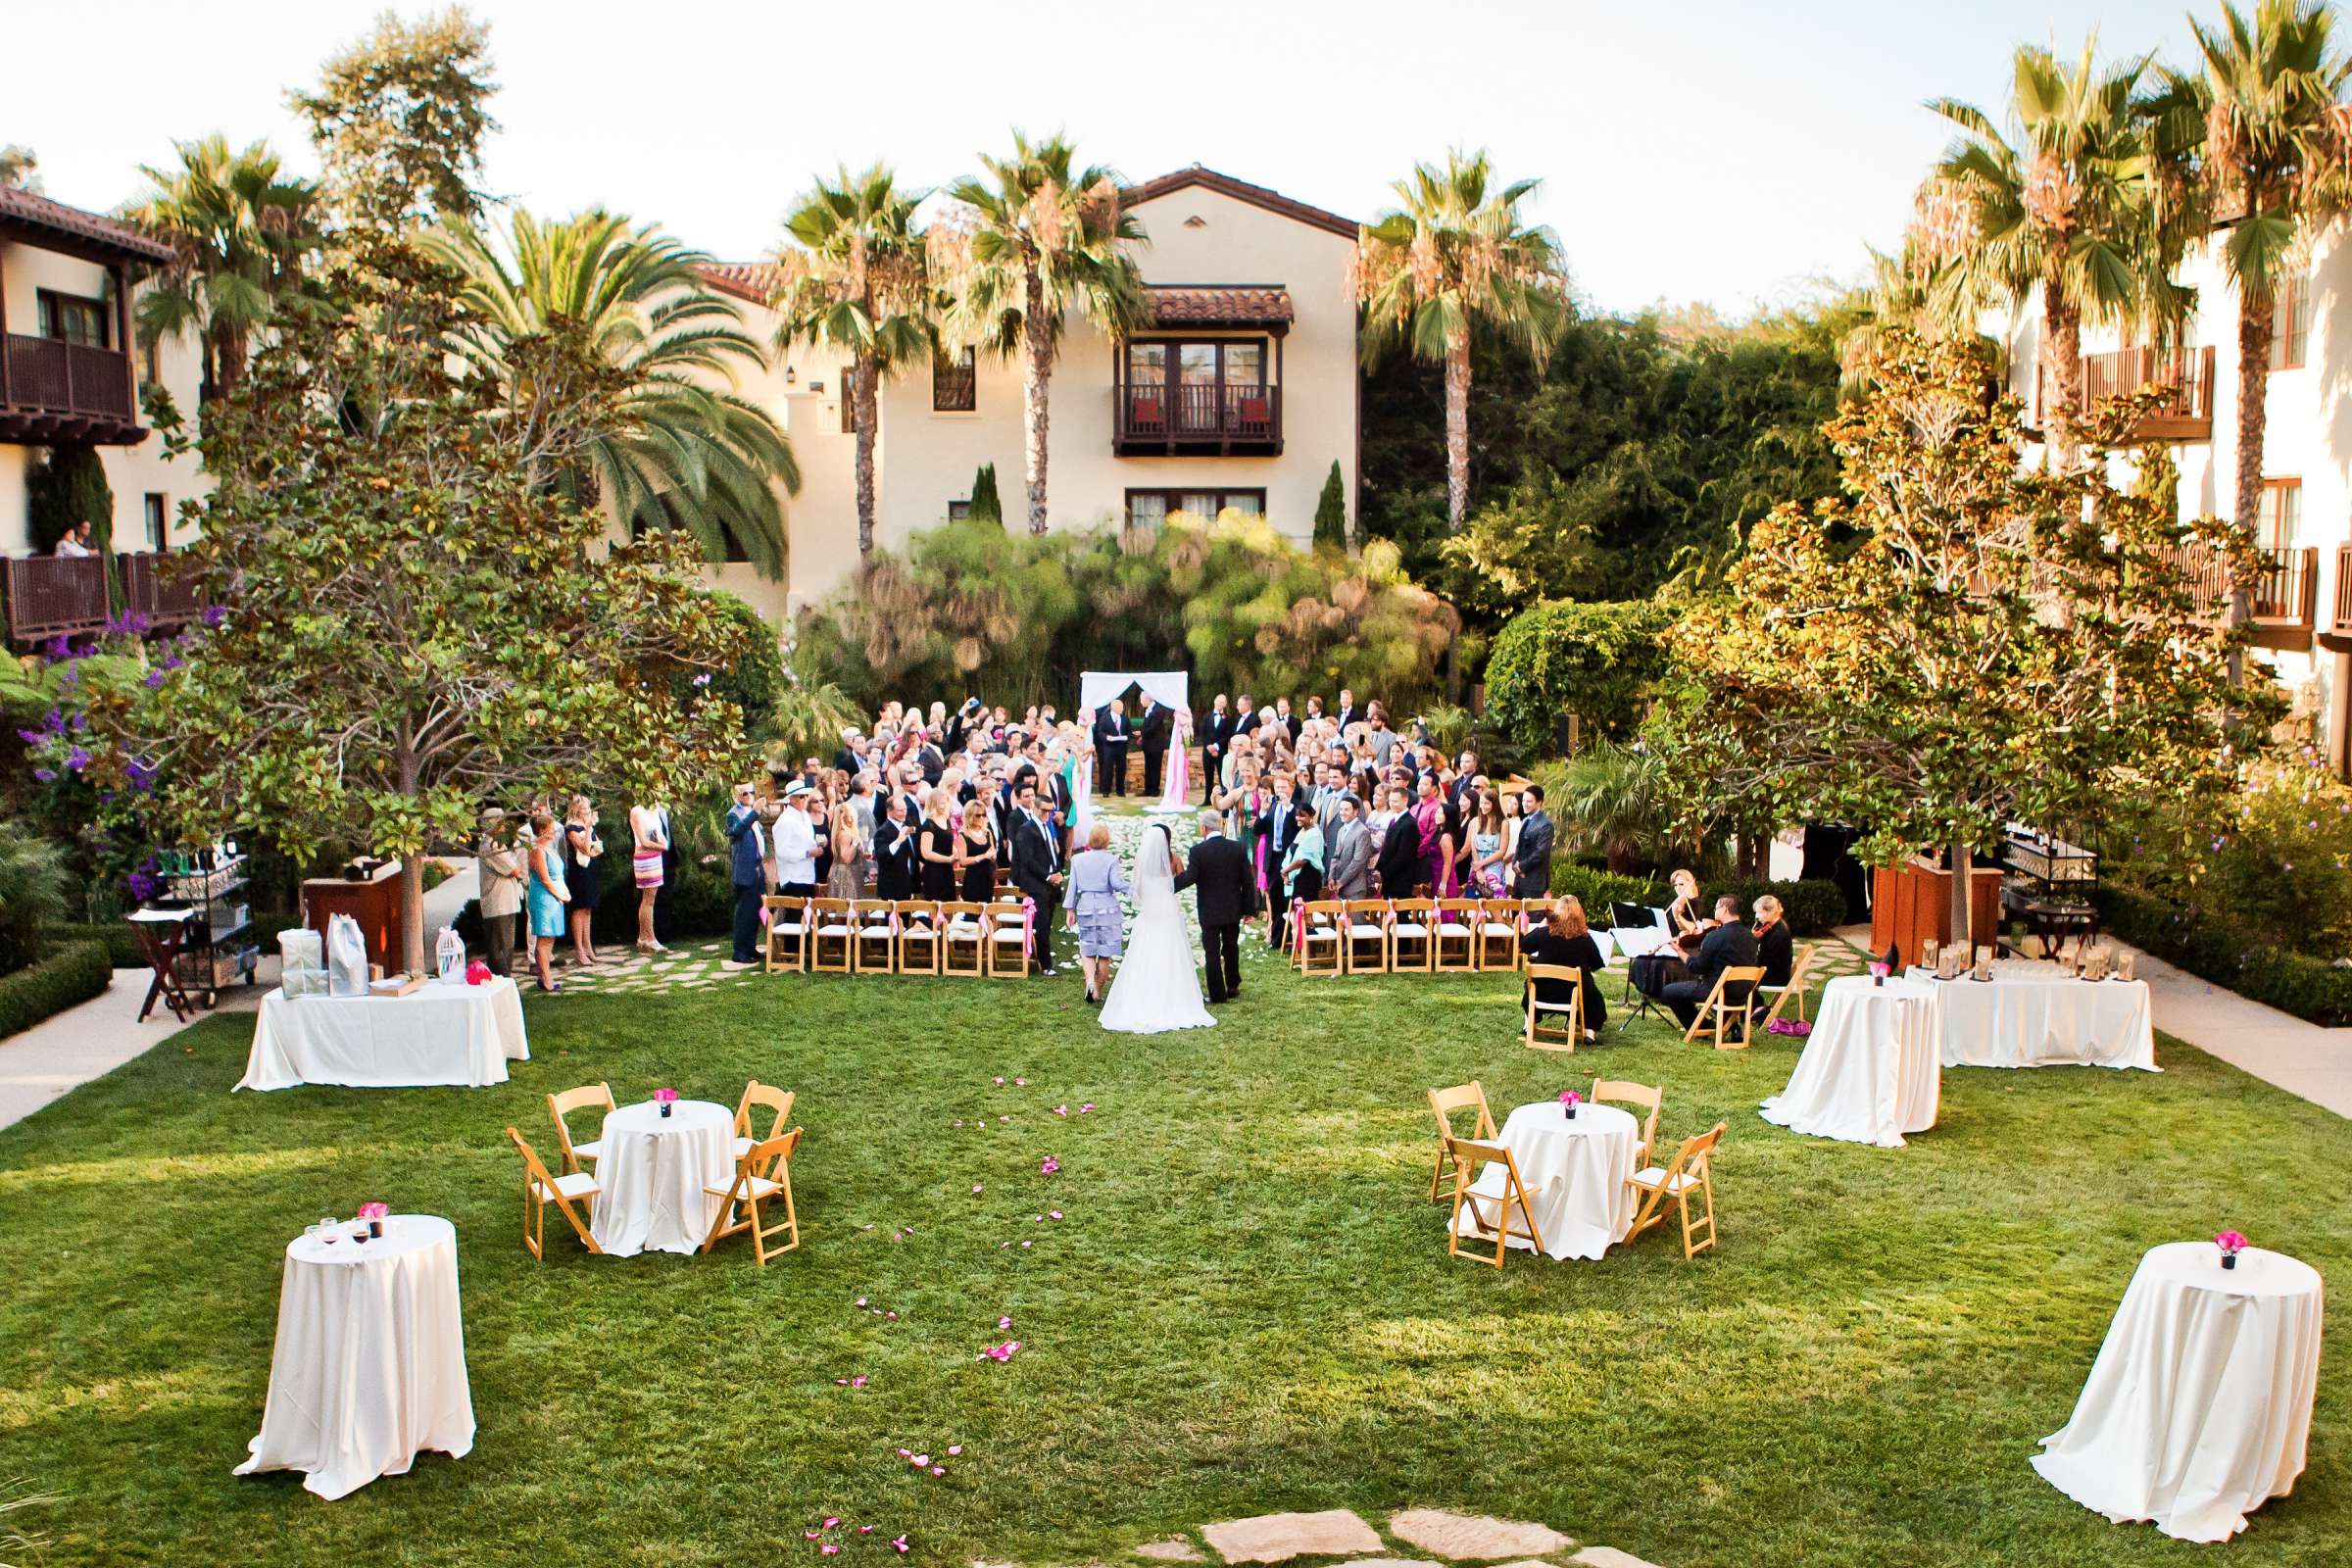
[1174,809,1251,1004]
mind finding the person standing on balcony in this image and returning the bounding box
[54,521,94,557]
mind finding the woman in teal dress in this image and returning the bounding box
[525,808,570,993]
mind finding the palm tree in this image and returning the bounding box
[1553,739,1673,873]
[1354,150,1568,530]
[770,165,936,557]
[939,132,1147,534]
[1913,41,2184,466]
[125,135,321,406]
[2180,1,2352,548]
[425,210,800,577]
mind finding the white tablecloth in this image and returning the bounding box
[1760,975,1940,1148]
[1459,1102,1639,1260]
[2034,1243,2324,1543]
[1909,965,2157,1071]
[236,978,529,1091]
[590,1100,732,1256]
[234,1214,474,1499]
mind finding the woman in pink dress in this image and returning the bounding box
[1413,774,1455,897]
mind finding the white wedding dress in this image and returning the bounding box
[1099,827,1216,1034]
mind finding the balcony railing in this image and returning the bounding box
[120,550,206,631]
[1113,382,1283,453]
[2330,545,2352,644]
[2,553,111,643]
[3,334,136,419]
[2164,542,2318,650]
[2035,345,2216,442]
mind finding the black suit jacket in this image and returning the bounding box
[1755,920,1793,987]
[1093,711,1130,750]
[874,814,919,900]
[1256,799,1301,863]
[1174,833,1253,927]
[1136,703,1172,754]
[1689,920,1761,988]
[1201,710,1235,757]
[1007,809,1062,905]
[1376,812,1423,896]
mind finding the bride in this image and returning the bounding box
[1100,823,1216,1034]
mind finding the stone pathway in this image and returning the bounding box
[1118,1507,1658,1568]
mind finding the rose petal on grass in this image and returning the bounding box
[946,1445,962,1455]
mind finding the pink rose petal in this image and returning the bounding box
[822,1544,840,1556]
[972,1184,983,1194]
[911,1453,929,1467]
[947,1444,962,1455]
[1020,1240,1033,1249]
[893,1537,910,1554]
[993,1076,1004,1085]
[1050,1210,1062,1220]
[824,1517,840,1529]
[931,1465,946,1477]
[1014,1077,1026,1086]
[998,1315,1012,1329]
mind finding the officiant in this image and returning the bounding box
[1136,691,1173,798]
[1094,699,1132,797]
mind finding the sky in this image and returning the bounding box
[9,0,2200,317]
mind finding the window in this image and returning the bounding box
[2256,477,2301,551]
[933,346,976,412]
[1125,488,1265,530]
[37,290,108,348]
[2271,274,2314,370]
[143,494,168,551]
[947,500,972,520]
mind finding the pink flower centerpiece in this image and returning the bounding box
[654,1087,678,1118]
[2216,1230,2249,1271]
[1558,1089,1582,1120]
[358,1200,389,1238]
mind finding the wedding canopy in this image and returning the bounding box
[1077,670,1190,716]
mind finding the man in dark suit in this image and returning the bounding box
[1007,778,1064,975]
[1664,896,1762,1031]
[1135,692,1173,799]
[1200,695,1234,802]
[1231,693,1260,740]
[1512,784,1556,897]
[1272,696,1301,745]
[1375,785,1423,896]
[1174,810,1252,1003]
[724,783,769,966]
[1094,699,1132,796]
[916,736,945,786]
[873,793,919,901]
[1331,687,1358,734]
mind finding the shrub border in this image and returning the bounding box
[2099,885,2352,1027]
[0,940,112,1041]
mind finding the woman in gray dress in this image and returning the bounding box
[1065,822,1131,1005]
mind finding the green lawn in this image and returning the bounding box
[0,921,2345,1568]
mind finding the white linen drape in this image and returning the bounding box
[236,978,529,1092]
[1463,1101,1640,1260]
[1760,976,1941,1148]
[1077,670,1190,716]
[588,1100,733,1256]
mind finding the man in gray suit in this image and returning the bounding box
[1326,793,1376,899]
[1513,783,1556,898]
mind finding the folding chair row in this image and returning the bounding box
[1292,898,1548,976]
[763,896,1037,977]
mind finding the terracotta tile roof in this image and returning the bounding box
[1146,283,1295,328]
[1120,167,1359,240]
[0,185,173,266]
[698,261,779,305]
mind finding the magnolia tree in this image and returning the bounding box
[1669,330,2279,945]
[99,246,751,974]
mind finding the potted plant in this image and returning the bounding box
[655,1087,678,1118]
[2216,1230,2248,1271]
[1557,1089,1581,1121]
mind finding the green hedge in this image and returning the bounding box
[37,921,144,969]
[0,941,111,1041]
[1548,864,1846,937]
[2099,885,2352,1026]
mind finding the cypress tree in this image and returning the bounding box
[1311,459,1348,553]
[969,462,1003,526]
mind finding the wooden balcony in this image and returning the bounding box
[2167,542,2319,651]
[1112,383,1283,456]
[2325,545,2352,652]
[120,550,206,631]
[2035,345,2216,443]
[0,333,145,445]
[3,553,111,643]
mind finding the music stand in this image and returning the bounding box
[1610,903,1671,1031]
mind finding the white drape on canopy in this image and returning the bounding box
[1077,670,1190,716]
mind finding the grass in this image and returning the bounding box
[0,893,2347,1567]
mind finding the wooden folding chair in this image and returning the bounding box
[506,1126,602,1258]
[701,1126,802,1264]
[1757,943,1821,1030]
[1294,900,1345,977]
[1433,900,1480,972]
[1426,1082,1498,1204]
[850,898,897,974]
[984,899,1033,978]
[1445,1137,1544,1269]
[894,900,942,975]
[762,895,809,972]
[1473,900,1522,972]
[1683,964,1766,1049]
[1590,1077,1663,1167]
[809,898,854,973]
[1625,1122,1724,1259]
[1389,898,1437,971]
[731,1080,795,1160]
[546,1082,615,1174]
[939,900,987,977]
[1343,899,1392,973]
[1524,964,1584,1051]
